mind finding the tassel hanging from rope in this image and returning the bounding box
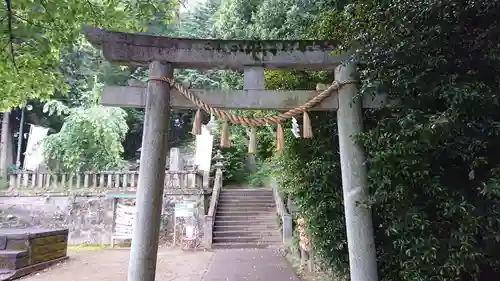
[220,120,231,148]
[276,123,285,152]
[191,108,202,135]
[302,111,313,138]
[248,127,257,154]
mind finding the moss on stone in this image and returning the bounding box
[201,39,337,62]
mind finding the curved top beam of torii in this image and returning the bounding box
[83,26,348,70]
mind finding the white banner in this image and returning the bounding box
[23,125,49,171]
[194,129,213,172]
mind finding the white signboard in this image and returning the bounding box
[114,204,136,236]
[194,131,213,172]
[175,209,193,217]
[174,203,196,217]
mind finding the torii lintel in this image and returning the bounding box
[83,26,348,70]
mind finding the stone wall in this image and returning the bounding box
[0,192,207,246]
[0,194,113,244]
[0,145,212,246]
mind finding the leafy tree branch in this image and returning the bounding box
[0,0,178,110]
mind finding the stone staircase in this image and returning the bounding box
[212,188,282,249]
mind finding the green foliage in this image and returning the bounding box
[214,0,263,39]
[18,1,500,280]
[175,0,221,39]
[43,104,128,173]
[25,43,131,133]
[363,2,500,281]
[0,0,177,110]
[214,0,351,40]
[265,68,349,276]
[209,0,500,280]
[271,1,500,281]
[245,161,272,188]
[210,126,247,184]
[328,1,500,280]
[219,146,248,184]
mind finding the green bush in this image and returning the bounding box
[210,130,247,184]
[272,112,349,277]
[272,1,500,281]
[245,160,272,188]
[210,113,277,185]
[219,146,248,183]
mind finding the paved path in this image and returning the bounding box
[202,249,300,281]
[17,248,298,281]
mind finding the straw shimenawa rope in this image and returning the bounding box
[148,76,358,126]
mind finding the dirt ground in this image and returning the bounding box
[18,247,214,281]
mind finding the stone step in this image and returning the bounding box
[214,220,278,226]
[213,230,280,237]
[213,236,282,243]
[217,204,275,209]
[217,202,276,208]
[216,210,275,216]
[221,189,272,193]
[218,199,275,205]
[220,191,274,197]
[219,195,274,200]
[218,198,276,203]
[220,188,271,192]
[220,189,272,193]
[217,206,275,212]
[214,225,279,232]
[218,199,275,204]
[212,242,281,249]
[215,215,277,221]
[223,187,271,189]
[219,198,274,202]
[219,193,273,198]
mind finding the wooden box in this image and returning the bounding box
[0,228,69,280]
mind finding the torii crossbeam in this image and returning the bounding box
[84,26,379,281]
[101,85,389,110]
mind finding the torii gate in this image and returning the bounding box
[83,26,382,281]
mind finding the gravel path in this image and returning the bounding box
[18,248,214,281]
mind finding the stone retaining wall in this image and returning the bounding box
[0,192,206,245]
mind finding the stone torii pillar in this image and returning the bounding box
[336,63,378,281]
[127,61,172,281]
